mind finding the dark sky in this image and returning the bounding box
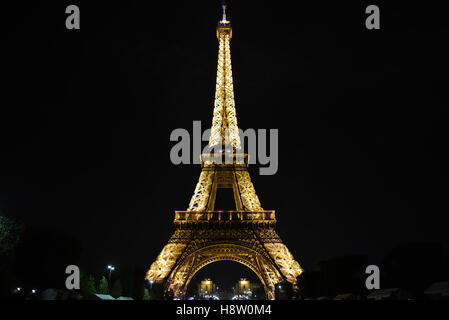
[2,0,448,283]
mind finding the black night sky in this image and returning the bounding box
[2,1,448,290]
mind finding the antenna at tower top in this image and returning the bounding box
[220,0,229,24]
[222,1,227,21]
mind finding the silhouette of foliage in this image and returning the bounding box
[111,279,123,298]
[80,272,96,297]
[97,276,109,294]
[143,288,150,300]
[0,214,24,257]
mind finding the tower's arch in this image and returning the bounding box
[167,243,282,299]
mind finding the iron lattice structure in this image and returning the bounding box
[146,6,303,299]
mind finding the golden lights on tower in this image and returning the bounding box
[145,3,303,300]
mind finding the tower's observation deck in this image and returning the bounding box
[174,210,276,225]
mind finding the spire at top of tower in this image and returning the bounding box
[220,0,229,25]
[218,0,230,27]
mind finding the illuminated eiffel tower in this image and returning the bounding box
[145,3,303,300]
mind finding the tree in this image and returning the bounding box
[80,272,96,297]
[148,282,164,300]
[382,242,445,297]
[97,276,109,294]
[275,281,294,300]
[0,214,24,257]
[0,214,24,298]
[119,267,145,300]
[143,288,150,300]
[111,279,123,298]
[12,228,83,290]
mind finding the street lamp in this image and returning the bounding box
[107,265,115,281]
[149,280,154,290]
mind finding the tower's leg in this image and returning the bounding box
[265,287,275,300]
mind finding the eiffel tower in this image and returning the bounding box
[145,3,303,300]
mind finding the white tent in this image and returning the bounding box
[367,288,412,300]
[92,294,116,300]
[424,281,449,297]
[334,293,360,300]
